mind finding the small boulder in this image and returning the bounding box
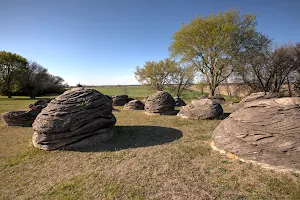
[124,100,145,110]
[174,97,186,106]
[177,99,223,120]
[240,92,280,103]
[234,92,281,110]
[145,91,176,114]
[212,97,300,172]
[112,95,133,106]
[2,110,39,127]
[208,95,226,104]
[1,99,49,127]
[32,88,116,150]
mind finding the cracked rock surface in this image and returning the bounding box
[177,99,223,120]
[32,88,116,150]
[212,97,300,171]
[145,91,175,114]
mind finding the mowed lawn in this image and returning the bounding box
[1,91,300,199]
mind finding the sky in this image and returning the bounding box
[1,0,299,86]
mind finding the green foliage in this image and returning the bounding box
[134,58,177,91]
[0,51,28,98]
[169,9,263,96]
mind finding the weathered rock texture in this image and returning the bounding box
[177,99,223,120]
[2,110,40,127]
[1,99,49,127]
[124,100,144,110]
[32,88,116,150]
[240,92,280,103]
[234,92,281,111]
[145,91,176,114]
[174,97,186,106]
[212,97,300,172]
[112,95,133,106]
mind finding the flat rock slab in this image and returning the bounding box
[177,99,223,120]
[32,88,116,150]
[212,97,300,172]
[124,100,144,110]
[145,91,175,114]
[2,110,37,127]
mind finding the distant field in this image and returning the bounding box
[89,85,204,99]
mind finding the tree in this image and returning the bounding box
[134,58,177,91]
[169,9,264,96]
[0,51,27,98]
[21,61,49,98]
[171,64,194,97]
[236,42,299,94]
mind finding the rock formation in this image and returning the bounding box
[174,97,186,106]
[112,95,133,106]
[124,100,144,110]
[212,97,300,172]
[177,99,223,120]
[1,99,49,127]
[32,88,116,150]
[144,91,176,114]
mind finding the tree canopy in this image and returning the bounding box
[134,58,177,91]
[0,51,28,98]
[169,9,265,96]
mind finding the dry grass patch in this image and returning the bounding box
[1,101,300,199]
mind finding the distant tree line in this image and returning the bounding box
[0,51,67,98]
[135,9,300,97]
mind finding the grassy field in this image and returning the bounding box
[89,85,203,100]
[1,91,300,199]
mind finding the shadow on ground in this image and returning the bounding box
[64,125,183,152]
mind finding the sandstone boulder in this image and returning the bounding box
[124,100,144,110]
[208,95,226,104]
[240,92,280,103]
[2,99,49,127]
[145,91,176,114]
[234,92,281,111]
[2,110,40,127]
[212,97,300,172]
[174,97,186,106]
[32,88,116,150]
[112,95,133,106]
[177,99,223,120]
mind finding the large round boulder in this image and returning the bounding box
[32,88,116,150]
[174,97,186,106]
[112,95,133,106]
[124,100,144,110]
[177,99,223,120]
[212,97,300,172]
[145,91,175,114]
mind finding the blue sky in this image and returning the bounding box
[1,0,299,86]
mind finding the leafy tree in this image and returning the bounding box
[169,9,264,96]
[135,58,177,91]
[0,51,27,98]
[172,64,194,97]
[21,61,49,98]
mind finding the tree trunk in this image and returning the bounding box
[209,86,216,97]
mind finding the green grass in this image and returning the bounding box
[1,91,299,199]
[89,85,203,100]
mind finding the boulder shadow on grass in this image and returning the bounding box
[63,125,183,152]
